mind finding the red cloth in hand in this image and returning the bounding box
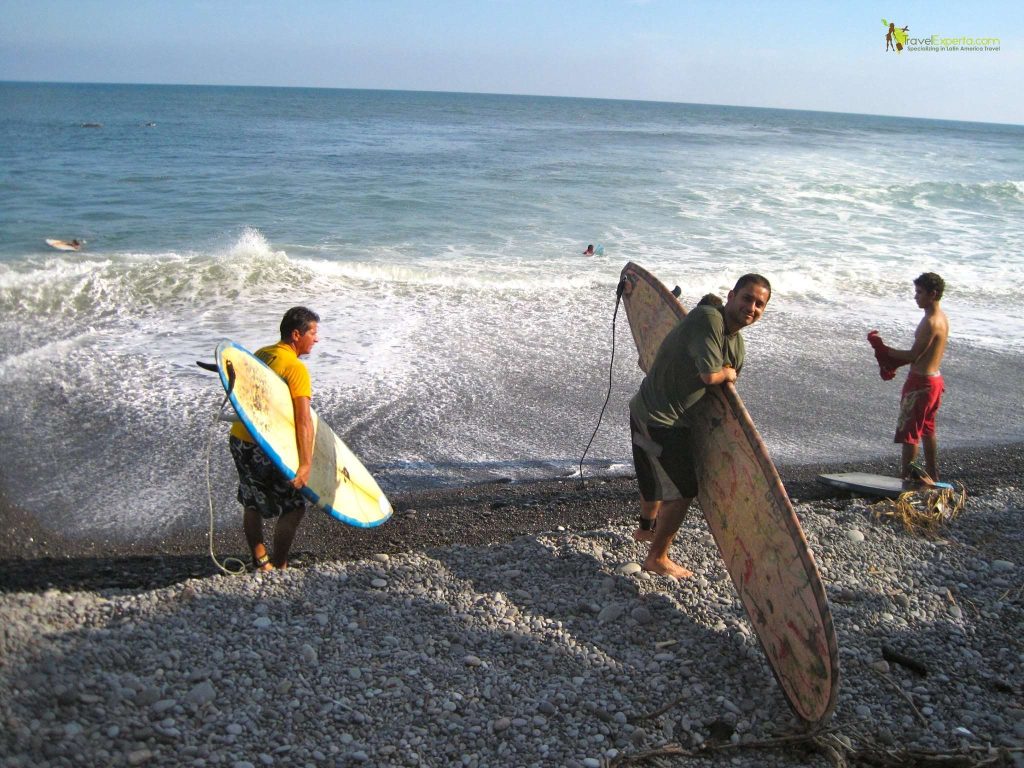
[867,330,904,381]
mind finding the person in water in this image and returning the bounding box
[628,276,771,578]
[583,244,595,256]
[874,273,949,482]
[228,306,320,571]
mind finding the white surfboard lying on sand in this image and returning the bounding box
[818,472,953,498]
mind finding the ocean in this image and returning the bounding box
[1,82,1022,542]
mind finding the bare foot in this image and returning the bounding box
[632,527,656,543]
[642,555,693,579]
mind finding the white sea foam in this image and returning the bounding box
[2,89,1023,538]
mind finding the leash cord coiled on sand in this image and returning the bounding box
[203,391,247,576]
[578,279,626,487]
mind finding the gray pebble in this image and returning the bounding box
[186,680,216,707]
[598,604,624,623]
[630,606,653,624]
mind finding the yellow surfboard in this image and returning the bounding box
[215,340,392,528]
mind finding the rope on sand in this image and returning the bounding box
[578,281,625,487]
[203,392,247,576]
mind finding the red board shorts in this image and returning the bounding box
[894,372,945,445]
[630,415,698,501]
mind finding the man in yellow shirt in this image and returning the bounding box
[229,306,319,571]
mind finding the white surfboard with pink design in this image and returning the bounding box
[620,261,839,726]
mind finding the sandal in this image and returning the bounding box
[903,462,935,488]
[253,552,274,572]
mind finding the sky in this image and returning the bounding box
[1,0,1021,124]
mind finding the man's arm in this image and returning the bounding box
[688,308,737,386]
[291,396,314,489]
[887,319,935,364]
[700,366,737,386]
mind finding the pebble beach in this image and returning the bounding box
[2,446,1023,768]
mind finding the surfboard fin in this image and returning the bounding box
[197,358,235,396]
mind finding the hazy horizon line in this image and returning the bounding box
[3,78,1021,129]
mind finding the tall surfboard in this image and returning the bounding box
[620,262,839,726]
[215,340,392,528]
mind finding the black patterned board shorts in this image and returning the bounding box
[229,436,309,519]
[630,415,698,501]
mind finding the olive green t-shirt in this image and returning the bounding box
[629,305,744,428]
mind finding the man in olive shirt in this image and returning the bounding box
[630,275,771,578]
[230,306,320,571]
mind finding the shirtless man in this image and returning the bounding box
[880,273,949,481]
[628,275,771,578]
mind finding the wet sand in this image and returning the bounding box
[1,443,1021,593]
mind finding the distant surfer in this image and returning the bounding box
[872,274,948,483]
[228,306,320,571]
[46,238,82,251]
[583,244,595,256]
[629,275,771,578]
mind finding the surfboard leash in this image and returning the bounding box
[200,360,248,576]
[578,278,627,488]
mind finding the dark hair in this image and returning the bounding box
[914,272,945,300]
[697,293,723,307]
[280,306,320,339]
[733,274,772,300]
